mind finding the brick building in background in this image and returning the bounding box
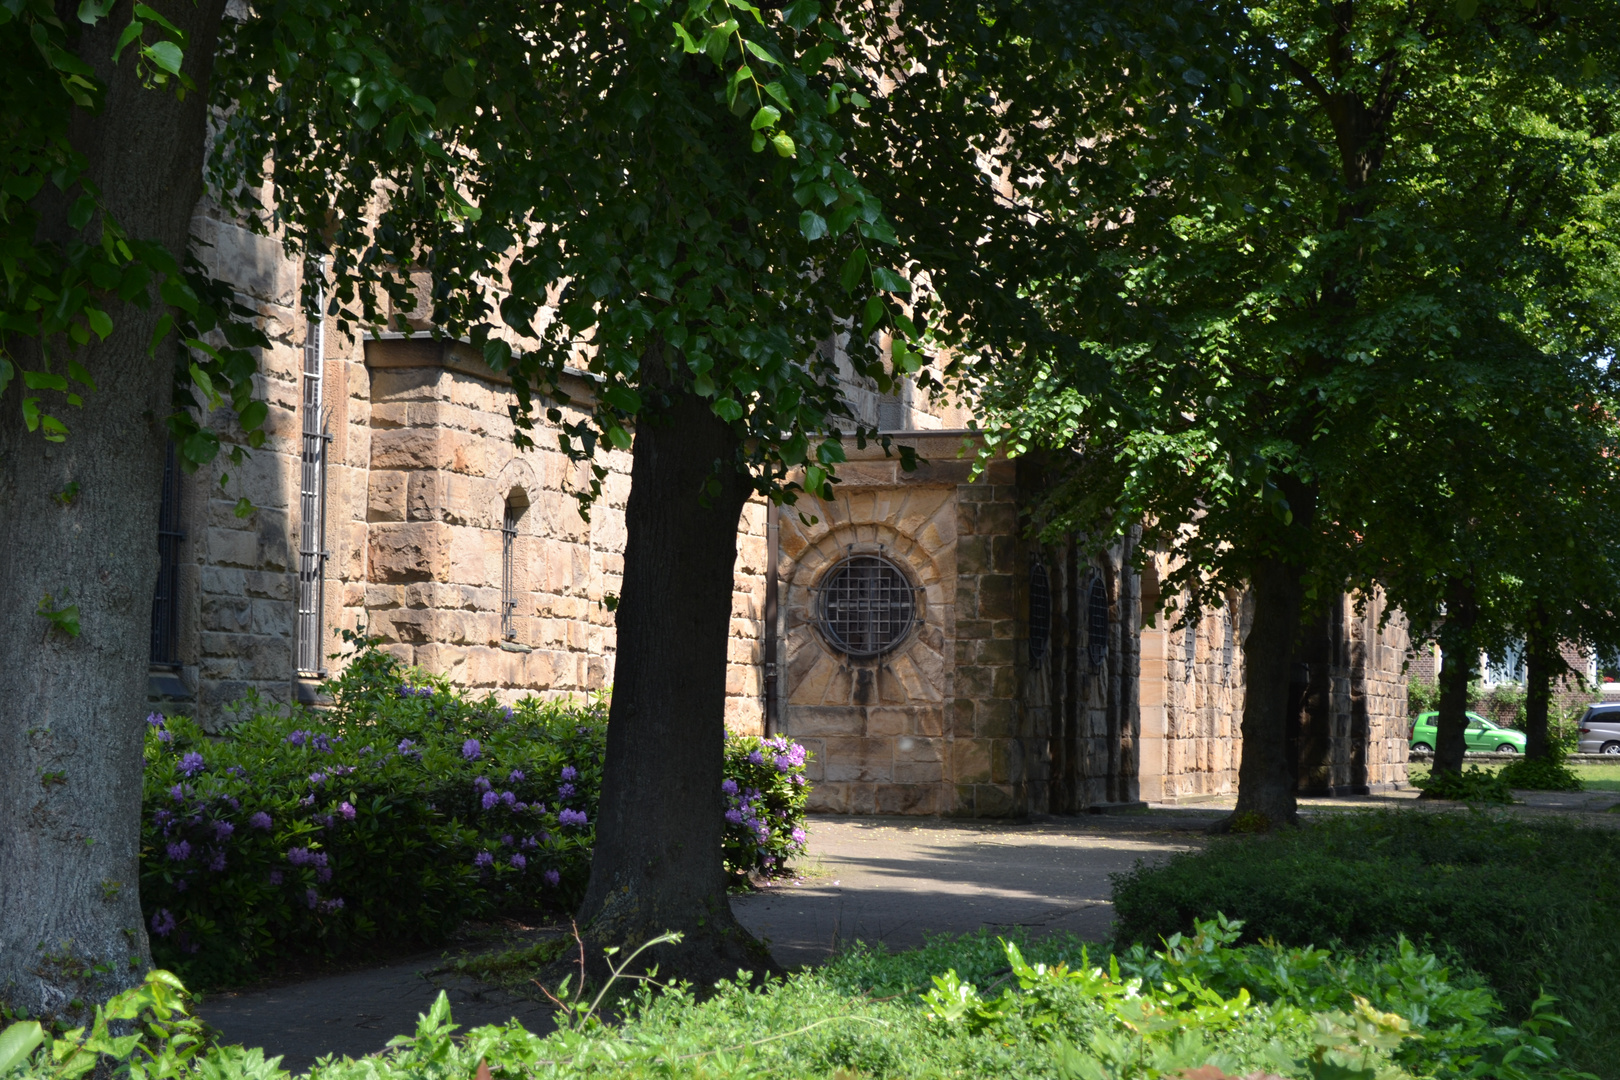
[147,210,1410,813]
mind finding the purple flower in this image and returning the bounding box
[474,851,494,868]
[791,775,805,786]
[153,809,174,828]
[316,866,332,883]
[417,687,433,698]
[748,750,765,765]
[360,745,374,756]
[331,765,355,777]
[725,808,744,825]
[300,794,315,807]
[558,808,588,828]
[249,811,272,830]
[522,835,539,850]
[268,870,284,885]
[306,888,320,909]
[339,802,356,820]
[474,776,493,793]
[482,791,499,810]
[398,739,420,758]
[156,730,173,744]
[312,734,334,753]
[502,706,514,720]
[462,739,482,761]
[309,772,327,785]
[150,909,176,937]
[560,765,578,782]
[508,769,525,783]
[226,766,246,778]
[286,730,308,747]
[510,853,527,870]
[721,779,739,797]
[320,897,345,913]
[791,827,807,847]
[543,869,560,887]
[500,791,517,807]
[557,783,576,799]
[287,847,315,866]
[166,841,191,862]
[214,821,235,841]
[501,834,514,846]
[209,851,227,872]
[174,878,188,892]
[147,713,166,728]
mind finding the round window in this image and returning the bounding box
[816,554,917,658]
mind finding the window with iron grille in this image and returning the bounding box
[295,279,329,676]
[1184,617,1198,671]
[1028,555,1051,669]
[149,440,185,666]
[816,553,916,658]
[1086,573,1109,669]
[501,498,524,640]
[1223,609,1236,681]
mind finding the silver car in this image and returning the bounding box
[1577,705,1620,754]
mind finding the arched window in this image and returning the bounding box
[1086,573,1109,669]
[501,493,528,640]
[1028,555,1051,669]
[296,273,329,677]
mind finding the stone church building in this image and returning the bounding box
[147,208,1411,815]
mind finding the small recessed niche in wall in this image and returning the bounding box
[814,552,917,659]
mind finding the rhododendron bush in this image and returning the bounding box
[139,634,810,986]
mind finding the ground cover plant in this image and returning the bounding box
[1112,811,1620,1077]
[0,916,1591,1080]
[140,636,808,988]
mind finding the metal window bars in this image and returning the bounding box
[149,439,185,667]
[1086,573,1109,669]
[1028,554,1051,669]
[295,273,330,676]
[814,553,918,659]
[501,501,519,640]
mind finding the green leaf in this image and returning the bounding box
[113,21,144,63]
[1456,0,1479,17]
[750,105,781,130]
[769,132,795,157]
[0,358,13,398]
[0,1020,45,1074]
[22,397,41,432]
[743,39,782,67]
[863,295,883,335]
[799,211,827,241]
[85,309,112,341]
[605,424,632,450]
[238,400,268,431]
[143,40,184,77]
[872,266,910,293]
[233,497,255,519]
[23,371,69,392]
[782,0,820,30]
[159,278,198,315]
[66,361,97,391]
[839,248,867,293]
[77,0,115,24]
[189,363,220,409]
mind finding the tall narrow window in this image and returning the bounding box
[296,273,329,676]
[501,496,525,640]
[149,440,185,666]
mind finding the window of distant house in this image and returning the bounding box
[149,439,185,667]
[501,494,527,640]
[296,270,330,676]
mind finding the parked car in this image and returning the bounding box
[1409,711,1526,754]
[1576,705,1620,754]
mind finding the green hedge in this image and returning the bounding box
[140,635,808,987]
[1111,811,1620,1077]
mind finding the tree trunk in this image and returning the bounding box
[1224,556,1307,830]
[1524,625,1555,760]
[573,352,778,987]
[1432,586,1477,775]
[0,5,225,1021]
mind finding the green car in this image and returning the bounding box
[1409,711,1526,754]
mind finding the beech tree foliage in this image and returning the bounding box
[854,0,1620,823]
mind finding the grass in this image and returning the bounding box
[1407,759,1620,791]
[1111,810,1620,1078]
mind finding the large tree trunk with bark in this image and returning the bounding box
[0,5,224,1021]
[1432,586,1478,775]
[572,352,777,987]
[1524,625,1555,760]
[1225,556,1307,830]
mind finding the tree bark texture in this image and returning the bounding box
[0,5,224,1020]
[1432,586,1478,776]
[574,357,777,986]
[1226,556,1307,829]
[1524,629,1554,761]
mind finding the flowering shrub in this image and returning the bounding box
[720,733,810,883]
[140,634,811,986]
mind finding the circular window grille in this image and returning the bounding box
[816,554,917,658]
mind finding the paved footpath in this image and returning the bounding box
[196,811,1214,1070]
